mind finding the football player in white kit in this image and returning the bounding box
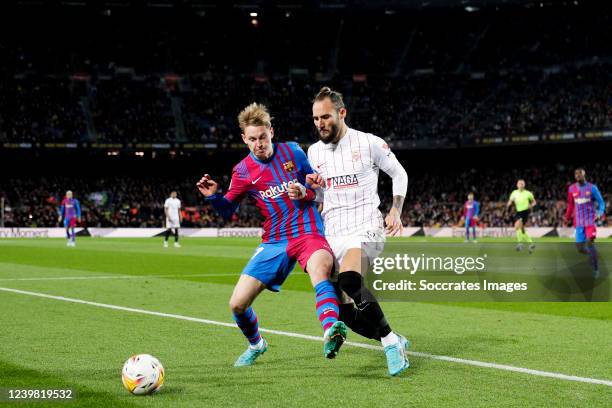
[163,191,182,248]
[294,87,409,376]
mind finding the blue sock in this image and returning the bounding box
[586,245,599,271]
[233,307,261,345]
[314,280,339,332]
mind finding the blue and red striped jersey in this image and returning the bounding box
[463,200,480,219]
[207,142,325,243]
[59,197,81,219]
[565,182,605,227]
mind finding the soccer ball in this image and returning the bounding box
[121,354,165,395]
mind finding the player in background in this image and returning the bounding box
[58,190,80,247]
[463,193,480,243]
[164,191,182,248]
[299,87,410,376]
[196,103,347,367]
[506,179,536,253]
[564,168,606,279]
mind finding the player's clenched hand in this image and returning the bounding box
[196,174,218,197]
[385,207,403,237]
[305,173,324,189]
[288,182,306,200]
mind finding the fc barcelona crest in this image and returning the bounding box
[283,161,295,172]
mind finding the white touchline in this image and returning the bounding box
[0,286,610,388]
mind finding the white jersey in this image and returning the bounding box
[308,127,402,237]
[164,197,181,221]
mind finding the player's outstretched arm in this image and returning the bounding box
[197,173,240,220]
[196,174,218,197]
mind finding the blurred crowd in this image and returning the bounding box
[2,163,609,228]
[1,5,611,147]
[1,64,611,147]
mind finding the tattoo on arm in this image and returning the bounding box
[392,195,405,212]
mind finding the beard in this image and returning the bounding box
[318,122,340,144]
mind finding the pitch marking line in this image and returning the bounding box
[1,286,610,387]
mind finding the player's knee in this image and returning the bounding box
[229,297,249,315]
[337,271,363,298]
[313,259,333,280]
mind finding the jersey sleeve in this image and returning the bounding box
[369,134,408,197]
[206,167,247,220]
[528,191,535,202]
[474,201,480,217]
[290,142,314,175]
[592,184,606,217]
[164,198,170,208]
[75,199,81,217]
[307,144,318,173]
[224,167,249,204]
[58,199,65,217]
[509,191,516,201]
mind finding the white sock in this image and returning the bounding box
[381,331,399,347]
[249,338,265,350]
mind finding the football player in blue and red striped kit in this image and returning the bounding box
[58,190,81,247]
[565,168,606,278]
[463,193,480,243]
[196,103,347,367]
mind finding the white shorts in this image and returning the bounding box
[166,218,180,229]
[326,228,386,271]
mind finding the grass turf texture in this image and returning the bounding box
[0,237,610,407]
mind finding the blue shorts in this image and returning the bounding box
[241,234,333,292]
[63,217,76,228]
[242,242,297,292]
[575,226,597,243]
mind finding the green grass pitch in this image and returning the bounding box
[0,237,611,407]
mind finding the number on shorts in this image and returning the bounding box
[251,247,264,260]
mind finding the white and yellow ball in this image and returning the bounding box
[121,354,165,395]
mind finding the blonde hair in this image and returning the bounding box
[238,103,272,132]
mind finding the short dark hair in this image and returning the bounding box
[313,86,345,110]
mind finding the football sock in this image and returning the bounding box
[174,229,179,242]
[338,303,381,341]
[337,271,392,338]
[523,230,533,243]
[465,226,470,240]
[249,338,265,350]
[314,280,339,332]
[233,307,261,346]
[586,244,599,271]
[381,331,400,347]
[472,226,477,240]
[164,229,171,241]
[66,228,70,239]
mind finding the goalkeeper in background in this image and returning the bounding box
[506,179,536,253]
